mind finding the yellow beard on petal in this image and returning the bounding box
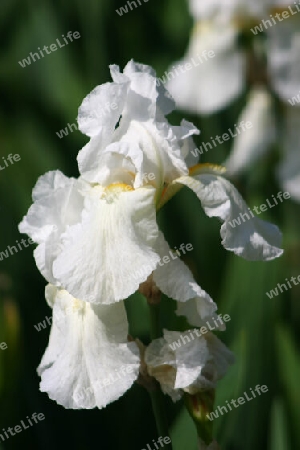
[101,183,134,204]
[189,163,226,177]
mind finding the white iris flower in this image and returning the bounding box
[19,62,283,304]
[19,61,283,409]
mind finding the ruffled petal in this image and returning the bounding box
[172,119,201,167]
[112,118,189,189]
[78,136,139,186]
[173,170,283,260]
[77,61,190,191]
[176,298,223,330]
[38,286,140,409]
[18,171,85,284]
[145,330,210,401]
[144,335,181,401]
[77,82,128,138]
[53,185,160,304]
[110,60,175,118]
[145,330,234,401]
[78,116,190,192]
[32,170,69,201]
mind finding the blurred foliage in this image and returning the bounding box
[0,0,299,449]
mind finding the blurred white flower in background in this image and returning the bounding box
[166,21,245,115]
[267,18,300,103]
[189,0,269,23]
[225,88,300,202]
[224,87,276,175]
[277,107,300,201]
[167,0,300,203]
[168,0,300,114]
[167,0,268,115]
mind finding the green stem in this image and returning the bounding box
[149,302,161,340]
[148,302,173,449]
[149,384,172,447]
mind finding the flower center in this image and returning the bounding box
[102,183,134,203]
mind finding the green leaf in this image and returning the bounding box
[269,397,291,450]
[170,406,198,450]
[275,326,300,448]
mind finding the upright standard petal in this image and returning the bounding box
[77,82,128,138]
[114,118,190,189]
[38,286,140,409]
[77,61,190,192]
[110,60,175,119]
[172,119,201,167]
[168,166,283,261]
[53,185,160,304]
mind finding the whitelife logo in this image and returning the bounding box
[75,365,136,403]
[266,274,300,299]
[140,436,172,450]
[250,2,300,35]
[18,31,81,68]
[156,50,216,87]
[288,90,300,106]
[0,238,34,262]
[116,0,150,16]
[55,100,118,139]
[0,413,45,443]
[0,342,8,351]
[168,314,231,351]
[206,385,269,421]
[228,191,290,229]
[0,153,21,171]
[132,243,194,282]
[191,121,252,158]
